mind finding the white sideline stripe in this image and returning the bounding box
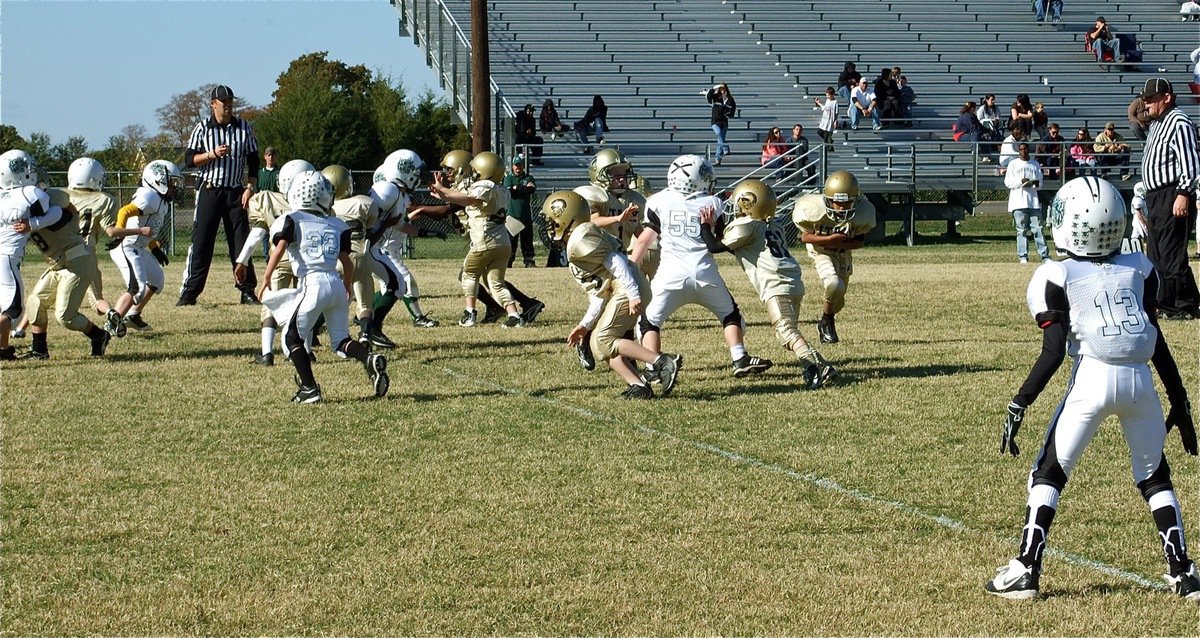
[439,367,1168,592]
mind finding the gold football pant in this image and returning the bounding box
[28,253,97,332]
[462,245,514,307]
[82,253,105,312]
[591,277,650,361]
[765,294,810,354]
[809,250,852,314]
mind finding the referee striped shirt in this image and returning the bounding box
[186,116,259,188]
[1141,107,1200,193]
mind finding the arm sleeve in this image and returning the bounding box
[246,150,260,182]
[603,251,642,300]
[272,215,296,247]
[237,227,267,265]
[699,223,730,253]
[29,205,63,231]
[339,228,352,254]
[1012,280,1069,407]
[578,294,606,331]
[1170,119,1200,194]
[644,207,662,234]
[184,123,205,168]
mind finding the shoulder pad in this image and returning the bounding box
[851,198,877,234]
[722,217,758,248]
[47,188,71,209]
[131,186,160,212]
[792,194,826,226]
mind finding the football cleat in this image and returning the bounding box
[481,306,506,324]
[20,349,50,360]
[459,309,479,327]
[364,353,389,398]
[985,559,1040,600]
[655,353,683,397]
[503,314,526,328]
[90,330,111,357]
[520,299,546,324]
[732,355,773,378]
[1164,563,1200,602]
[0,346,16,360]
[640,363,660,384]
[620,383,655,400]
[9,327,24,339]
[292,385,323,404]
[817,315,839,344]
[577,340,596,371]
[104,309,126,338]
[412,314,439,328]
[176,297,197,306]
[802,358,838,390]
[125,314,151,331]
[252,353,275,366]
[367,329,397,350]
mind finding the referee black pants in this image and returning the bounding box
[1145,186,1200,314]
[179,185,256,302]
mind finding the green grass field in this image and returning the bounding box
[3,213,1199,634]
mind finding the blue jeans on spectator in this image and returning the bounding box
[849,107,880,130]
[711,123,730,162]
[576,118,606,148]
[1013,208,1049,261]
[836,85,851,106]
[1035,0,1062,21]
[1092,37,1121,61]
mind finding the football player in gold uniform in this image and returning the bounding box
[792,171,876,344]
[715,180,836,389]
[324,164,386,346]
[544,190,682,399]
[236,159,311,365]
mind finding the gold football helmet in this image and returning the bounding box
[730,179,778,221]
[542,190,591,243]
[823,170,861,223]
[440,150,472,184]
[321,164,353,200]
[469,151,504,183]
[588,148,634,194]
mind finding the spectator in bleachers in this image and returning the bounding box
[1005,143,1049,263]
[874,68,901,129]
[574,95,609,154]
[1032,102,1049,140]
[978,94,1003,158]
[999,125,1028,172]
[850,79,881,131]
[1087,17,1122,64]
[836,62,861,106]
[1094,122,1132,180]
[1037,122,1067,178]
[897,75,916,128]
[1128,96,1151,140]
[761,127,788,169]
[539,99,569,139]
[1184,2,1200,21]
[1069,126,1098,174]
[515,103,544,165]
[706,83,736,165]
[1035,0,1063,24]
[1009,94,1035,138]
[787,123,817,179]
[815,87,839,151]
[953,101,983,145]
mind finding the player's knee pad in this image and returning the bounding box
[25,293,45,328]
[638,316,660,335]
[721,305,744,329]
[1136,455,1173,500]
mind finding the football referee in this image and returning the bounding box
[1139,78,1200,319]
[178,84,260,305]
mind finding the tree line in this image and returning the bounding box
[2,52,469,176]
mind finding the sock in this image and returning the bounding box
[261,327,276,355]
[402,296,423,319]
[83,324,104,340]
[795,344,820,364]
[127,309,140,319]
[32,332,48,354]
[1150,491,1191,574]
[1017,484,1060,569]
[730,344,747,361]
[290,346,317,387]
[339,337,370,363]
[373,291,398,325]
[505,282,534,306]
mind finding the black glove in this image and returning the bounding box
[1166,398,1198,456]
[1001,401,1026,457]
[151,246,169,266]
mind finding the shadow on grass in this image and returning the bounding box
[837,362,1002,382]
[871,231,1013,247]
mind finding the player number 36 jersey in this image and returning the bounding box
[269,211,351,279]
[1026,252,1157,364]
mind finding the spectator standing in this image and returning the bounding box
[515,103,544,165]
[574,95,609,154]
[1139,78,1200,318]
[849,79,881,131]
[705,84,736,165]
[1087,16,1122,63]
[1037,122,1067,178]
[999,126,1028,171]
[1035,0,1063,23]
[178,84,260,306]
[539,99,569,139]
[787,123,817,179]
[815,88,839,151]
[1004,143,1049,263]
[1069,127,1097,175]
[760,127,787,169]
[1094,122,1132,180]
[897,75,916,128]
[1128,96,1151,140]
[503,155,538,268]
[1009,94,1035,138]
[836,62,861,106]
[257,147,279,194]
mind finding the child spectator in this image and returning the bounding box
[814,87,839,151]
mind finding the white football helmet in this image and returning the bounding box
[1048,176,1127,258]
[372,164,387,184]
[382,149,424,191]
[1133,181,1146,198]
[277,159,315,195]
[141,160,182,199]
[287,170,334,214]
[68,157,106,190]
[666,154,715,196]
[0,150,37,189]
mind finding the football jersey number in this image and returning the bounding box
[665,209,699,239]
[28,231,49,252]
[78,211,93,238]
[1094,288,1145,337]
[303,230,338,260]
[764,227,792,259]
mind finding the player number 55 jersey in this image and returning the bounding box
[644,190,722,266]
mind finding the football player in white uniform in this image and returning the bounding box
[986,177,1200,602]
[0,150,66,359]
[106,160,180,332]
[792,170,876,344]
[712,179,836,389]
[544,190,682,399]
[256,170,387,404]
[236,158,312,365]
[630,154,772,378]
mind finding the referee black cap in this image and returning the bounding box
[1139,78,1173,99]
[210,85,236,101]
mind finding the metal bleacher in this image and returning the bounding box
[391,0,1198,208]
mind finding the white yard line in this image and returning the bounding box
[440,366,1168,592]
